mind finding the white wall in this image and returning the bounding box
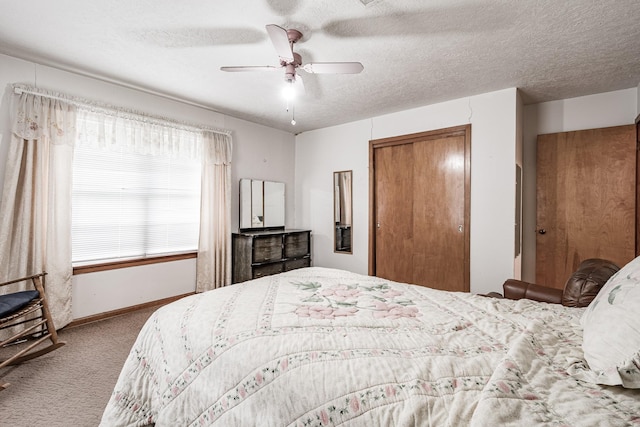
[2,51,637,317]
[514,90,524,279]
[0,53,296,319]
[295,120,371,272]
[296,88,519,295]
[226,115,296,231]
[532,89,637,135]
[521,88,638,282]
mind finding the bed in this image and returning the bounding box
[100,266,640,426]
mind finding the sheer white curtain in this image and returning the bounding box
[0,86,76,329]
[76,104,234,292]
[1,84,232,319]
[196,131,232,292]
[75,108,202,159]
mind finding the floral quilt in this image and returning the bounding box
[100,267,640,426]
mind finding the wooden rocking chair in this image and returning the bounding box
[0,273,66,390]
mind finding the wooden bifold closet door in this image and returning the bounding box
[369,125,471,292]
[536,124,637,288]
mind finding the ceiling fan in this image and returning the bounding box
[220,24,364,88]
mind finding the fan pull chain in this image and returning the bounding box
[285,98,296,125]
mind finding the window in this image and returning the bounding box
[71,111,202,265]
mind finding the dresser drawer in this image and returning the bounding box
[253,262,283,278]
[284,257,310,271]
[284,232,310,258]
[232,230,311,284]
[253,235,283,263]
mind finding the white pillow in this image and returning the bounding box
[580,256,640,388]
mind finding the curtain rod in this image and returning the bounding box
[12,84,232,137]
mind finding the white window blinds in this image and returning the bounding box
[72,110,202,264]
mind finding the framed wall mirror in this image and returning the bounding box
[334,170,353,253]
[239,179,285,231]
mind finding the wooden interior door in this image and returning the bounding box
[370,125,470,292]
[536,125,636,288]
[373,143,415,284]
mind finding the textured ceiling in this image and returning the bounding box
[1,0,639,133]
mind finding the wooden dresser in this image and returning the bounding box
[232,229,311,283]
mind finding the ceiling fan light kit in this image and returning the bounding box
[282,81,296,100]
[221,24,364,126]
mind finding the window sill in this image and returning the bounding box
[72,252,197,275]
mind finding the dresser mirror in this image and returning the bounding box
[334,170,353,253]
[240,179,285,231]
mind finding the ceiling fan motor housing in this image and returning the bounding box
[283,53,302,81]
[284,64,296,82]
[286,29,303,44]
[280,52,302,67]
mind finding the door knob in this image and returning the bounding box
[537,229,546,235]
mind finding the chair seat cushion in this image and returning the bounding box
[0,290,39,318]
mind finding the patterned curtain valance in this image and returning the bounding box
[10,84,232,159]
[11,85,76,144]
[76,109,203,160]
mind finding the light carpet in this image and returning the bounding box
[0,306,156,427]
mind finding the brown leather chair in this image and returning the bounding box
[501,258,620,307]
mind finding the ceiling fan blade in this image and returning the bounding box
[220,66,279,72]
[266,24,294,63]
[301,62,364,74]
[294,75,305,95]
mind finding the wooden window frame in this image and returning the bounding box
[72,252,197,275]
